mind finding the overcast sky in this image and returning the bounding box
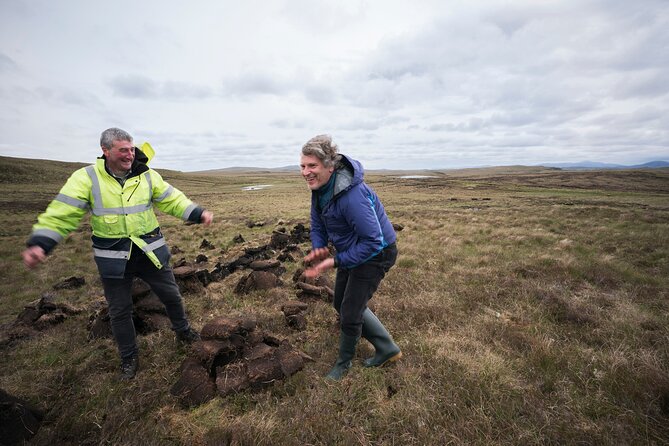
[1,0,667,171]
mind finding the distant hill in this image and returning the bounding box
[0,155,185,184]
[537,160,669,170]
[0,156,88,184]
[637,161,669,168]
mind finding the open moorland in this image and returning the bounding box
[1,156,668,445]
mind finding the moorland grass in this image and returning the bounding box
[1,157,668,445]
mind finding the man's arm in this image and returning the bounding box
[149,170,214,224]
[23,168,92,268]
[309,201,328,249]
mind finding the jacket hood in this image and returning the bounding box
[129,147,150,176]
[134,146,150,164]
[332,154,364,197]
[339,154,364,183]
[137,141,154,163]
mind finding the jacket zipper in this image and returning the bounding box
[127,177,141,202]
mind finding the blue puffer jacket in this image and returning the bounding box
[310,154,396,268]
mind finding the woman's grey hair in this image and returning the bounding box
[301,134,342,168]
[100,128,133,150]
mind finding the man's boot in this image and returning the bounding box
[176,326,201,344]
[120,354,139,380]
[326,332,360,380]
[361,308,402,367]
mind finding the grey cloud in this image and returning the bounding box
[487,135,548,149]
[135,133,249,161]
[483,7,533,37]
[342,77,396,108]
[59,89,102,107]
[337,120,382,131]
[109,75,214,100]
[336,114,409,132]
[342,0,669,128]
[222,70,341,107]
[270,119,290,129]
[162,81,213,99]
[614,70,669,99]
[222,72,291,96]
[428,118,490,132]
[206,142,267,155]
[0,53,18,73]
[304,85,337,105]
[0,84,101,108]
[269,119,308,129]
[109,75,158,98]
[153,136,312,171]
[488,110,543,128]
[139,130,246,141]
[348,133,380,144]
[279,0,364,34]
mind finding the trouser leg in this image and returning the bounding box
[136,258,189,333]
[336,260,387,338]
[333,267,349,315]
[101,276,138,359]
[327,259,386,379]
[326,246,400,379]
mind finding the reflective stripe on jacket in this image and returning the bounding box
[28,154,201,278]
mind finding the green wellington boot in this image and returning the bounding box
[326,332,360,380]
[361,308,402,367]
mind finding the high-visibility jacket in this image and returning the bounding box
[27,148,204,278]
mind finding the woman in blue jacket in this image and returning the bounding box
[301,134,402,380]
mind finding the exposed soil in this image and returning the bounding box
[171,316,309,407]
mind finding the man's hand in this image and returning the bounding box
[304,257,335,278]
[22,246,46,269]
[304,247,329,264]
[201,210,214,226]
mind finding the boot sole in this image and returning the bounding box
[381,351,402,367]
[366,351,402,368]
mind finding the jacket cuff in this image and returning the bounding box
[188,206,204,223]
[27,236,58,255]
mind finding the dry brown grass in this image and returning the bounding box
[1,159,668,445]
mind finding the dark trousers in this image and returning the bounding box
[101,251,189,359]
[333,243,398,337]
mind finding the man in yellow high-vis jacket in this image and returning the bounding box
[22,127,214,380]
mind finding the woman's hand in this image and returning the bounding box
[304,257,335,278]
[303,247,329,264]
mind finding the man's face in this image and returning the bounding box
[103,139,135,175]
[300,154,334,190]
